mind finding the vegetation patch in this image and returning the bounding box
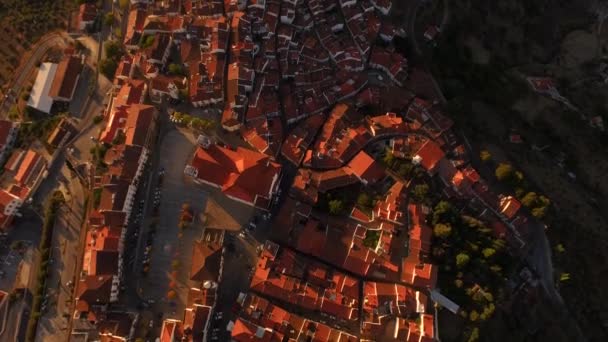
[430,200,512,342]
[25,190,65,342]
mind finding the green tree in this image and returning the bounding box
[456,253,470,268]
[140,35,156,49]
[480,150,492,162]
[104,12,114,26]
[432,200,457,225]
[482,248,496,258]
[104,40,124,60]
[168,63,185,76]
[8,105,20,120]
[382,149,395,167]
[99,59,118,79]
[397,162,414,178]
[328,199,344,215]
[357,192,373,209]
[433,223,452,238]
[469,310,479,322]
[531,206,547,218]
[468,328,480,342]
[520,192,538,208]
[495,163,514,182]
[411,184,429,203]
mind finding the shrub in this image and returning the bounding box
[456,253,470,268]
[480,150,492,162]
[363,230,381,249]
[104,12,114,26]
[328,199,344,215]
[104,40,124,60]
[495,163,514,182]
[99,58,118,79]
[433,223,452,238]
[411,184,429,203]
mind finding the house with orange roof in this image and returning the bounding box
[346,150,385,185]
[48,55,83,102]
[185,142,281,210]
[159,319,184,342]
[230,292,358,342]
[75,274,117,322]
[14,149,47,189]
[412,139,445,175]
[0,189,22,230]
[375,181,408,225]
[281,114,325,166]
[401,258,437,289]
[362,281,430,340]
[499,195,522,220]
[190,228,224,283]
[366,112,408,137]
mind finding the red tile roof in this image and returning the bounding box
[346,151,385,184]
[414,139,445,173]
[188,144,281,209]
[14,150,43,185]
[499,196,521,219]
[190,229,223,282]
[124,104,155,147]
[76,275,114,313]
[0,120,14,148]
[48,55,82,99]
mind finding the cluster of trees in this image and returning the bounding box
[355,192,376,216]
[317,189,350,216]
[495,162,551,218]
[90,143,109,170]
[172,112,216,131]
[25,191,65,342]
[2,0,73,42]
[430,200,512,338]
[15,114,63,148]
[99,40,125,79]
[381,148,423,180]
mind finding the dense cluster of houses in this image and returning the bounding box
[0,120,50,230]
[73,57,157,328]
[61,0,540,340]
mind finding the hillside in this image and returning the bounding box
[430,1,608,341]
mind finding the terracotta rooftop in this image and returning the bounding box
[188,144,281,209]
[14,150,43,185]
[346,150,385,184]
[48,55,82,99]
[0,120,15,148]
[190,229,224,283]
[414,139,445,173]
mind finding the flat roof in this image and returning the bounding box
[27,62,57,114]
